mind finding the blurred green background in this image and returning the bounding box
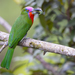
[0,0,75,75]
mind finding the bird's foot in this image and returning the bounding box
[0,41,8,53]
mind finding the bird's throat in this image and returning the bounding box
[28,12,34,24]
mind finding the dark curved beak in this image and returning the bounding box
[32,8,43,15]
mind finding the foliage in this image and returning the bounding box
[1,0,75,75]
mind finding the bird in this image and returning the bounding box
[1,6,42,69]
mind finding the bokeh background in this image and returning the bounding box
[0,0,75,75]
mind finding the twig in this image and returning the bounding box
[28,48,59,75]
[0,31,75,56]
[0,41,8,53]
[36,55,59,75]
[0,17,11,32]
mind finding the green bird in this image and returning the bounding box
[1,6,42,69]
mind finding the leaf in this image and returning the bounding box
[54,14,67,22]
[1,72,13,75]
[58,37,70,45]
[30,70,48,75]
[66,70,74,75]
[0,68,13,74]
[33,25,44,39]
[44,53,65,65]
[13,64,31,75]
[33,50,42,57]
[25,0,34,6]
[47,11,56,17]
[61,62,75,73]
[27,63,44,71]
[66,18,75,27]
[30,2,36,7]
[58,0,64,5]
[13,0,25,5]
[36,0,44,7]
[39,14,48,33]
[14,54,33,62]
[46,19,53,31]
[64,0,69,11]
[42,0,52,11]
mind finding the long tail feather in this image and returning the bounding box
[1,47,14,69]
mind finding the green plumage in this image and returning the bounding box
[1,47,14,69]
[1,9,32,69]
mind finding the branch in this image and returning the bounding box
[0,17,11,32]
[0,42,5,45]
[35,55,59,75]
[0,41,8,52]
[0,31,75,56]
[28,48,59,75]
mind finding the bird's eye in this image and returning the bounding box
[26,10,29,12]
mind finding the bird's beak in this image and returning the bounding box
[32,8,43,15]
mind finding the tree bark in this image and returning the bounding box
[0,31,75,56]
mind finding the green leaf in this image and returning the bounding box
[13,64,31,75]
[0,68,13,74]
[61,62,75,74]
[39,14,49,34]
[13,0,25,5]
[66,18,75,27]
[25,0,34,6]
[1,72,13,75]
[54,14,67,22]
[66,70,74,75]
[46,19,53,31]
[36,0,44,7]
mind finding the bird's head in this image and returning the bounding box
[22,6,42,15]
[21,6,43,23]
[25,6,42,14]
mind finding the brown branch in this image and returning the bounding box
[66,0,71,21]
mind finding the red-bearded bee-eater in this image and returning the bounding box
[1,6,42,69]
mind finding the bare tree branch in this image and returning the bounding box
[0,17,11,32]
[0,42,5,45]
[35,55,59,75]
[28,48,59,75]
[0,31,75,56]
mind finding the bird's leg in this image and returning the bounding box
[0,41,8,53]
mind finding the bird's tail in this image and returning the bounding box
[1,47,14,69]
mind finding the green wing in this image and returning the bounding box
[9,15,32,48]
